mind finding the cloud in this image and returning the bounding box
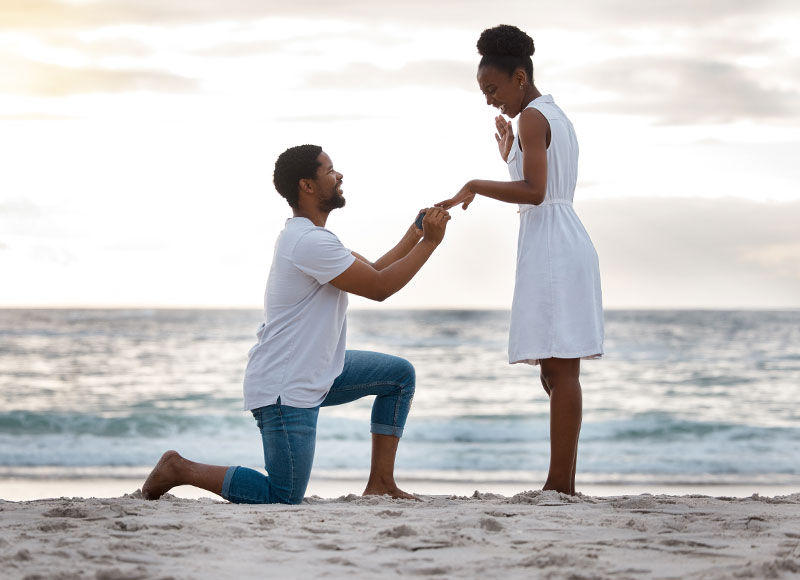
[3,0,797,122]
[2,0,797,30]
[0,54,198,96]
[568,0,798,26]
[742,243,800,280]
[275,113,396,123]
[310,60,477,91]
[574,56,800,124]
[0,112,80,120]
[0,202,42,254]
[684,35,783,59]
[191,38,285,59]
[52,36,155,58]
[579,197,800,308]
[0,200,42,217]
[191,26,410,59]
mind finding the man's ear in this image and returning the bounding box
[297,179,314,194]
[298,178,315,194]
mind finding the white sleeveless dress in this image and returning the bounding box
[506,95,604,365]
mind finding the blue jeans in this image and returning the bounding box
[221,350,415,504]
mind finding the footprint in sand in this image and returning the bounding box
[478,517,504,532]
[43,506,88,519]
[410,566,450,576]
[378,524,418,538]
[376,509,403,517]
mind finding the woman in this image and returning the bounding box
[437,24,603,495]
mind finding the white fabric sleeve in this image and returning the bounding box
[292,229,356,285]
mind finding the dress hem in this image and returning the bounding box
[509,351,603,366]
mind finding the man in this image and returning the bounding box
[142,144,450,504]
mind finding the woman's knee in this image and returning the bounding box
[539,374,551,395]
[540,358,580,385]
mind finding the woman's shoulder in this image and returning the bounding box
[523,95,562,119]
[517,105,550,137]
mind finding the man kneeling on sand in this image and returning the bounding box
[143,145,450,504]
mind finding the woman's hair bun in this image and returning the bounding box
[477,24,534,58]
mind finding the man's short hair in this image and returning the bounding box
[273,145,323,209]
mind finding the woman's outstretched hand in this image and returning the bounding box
[495,115,514,162]
[436,183,475,211]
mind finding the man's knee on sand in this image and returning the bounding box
[396,357,416,390]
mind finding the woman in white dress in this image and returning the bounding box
[437,24,603,495]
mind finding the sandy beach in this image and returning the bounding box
[3,489,799,580]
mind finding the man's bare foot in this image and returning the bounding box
[363,484,419,501]
[142,450,185,500]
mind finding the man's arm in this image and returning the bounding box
[352,218,423,271]
[330,208,450,302]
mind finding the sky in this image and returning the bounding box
[1,0,799,309]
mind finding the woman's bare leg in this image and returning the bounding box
[142,450,229,500]
[541,371,579,494]
[539,358,582,495]
[570,422,580,495]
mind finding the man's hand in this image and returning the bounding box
[420,206,450,245]
[411,209,426,238]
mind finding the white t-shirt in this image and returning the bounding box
[242,217,356,410]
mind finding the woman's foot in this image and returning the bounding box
[142,450,185,500]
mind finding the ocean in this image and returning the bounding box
[1,309,799,497]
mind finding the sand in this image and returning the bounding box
[2,490,800,579]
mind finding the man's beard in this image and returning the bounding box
[319,189,346,212]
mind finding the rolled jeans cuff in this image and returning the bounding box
[221,466,238,500]
[371,422,403,438]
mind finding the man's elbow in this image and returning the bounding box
[354,282,390,302]
[363,292,390,303]
[370,278,396,302]
[373,287,392,302]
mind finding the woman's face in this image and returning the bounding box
[477,65,525,118]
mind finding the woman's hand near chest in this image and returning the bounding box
[495,115,514,162]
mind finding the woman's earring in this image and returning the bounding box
[519,84,524,90]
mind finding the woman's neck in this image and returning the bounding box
[520,85,543,111]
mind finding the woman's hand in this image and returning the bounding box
[495,115,514,162]
[435,182,476,211]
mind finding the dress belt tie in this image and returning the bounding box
[518,199,573,214]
